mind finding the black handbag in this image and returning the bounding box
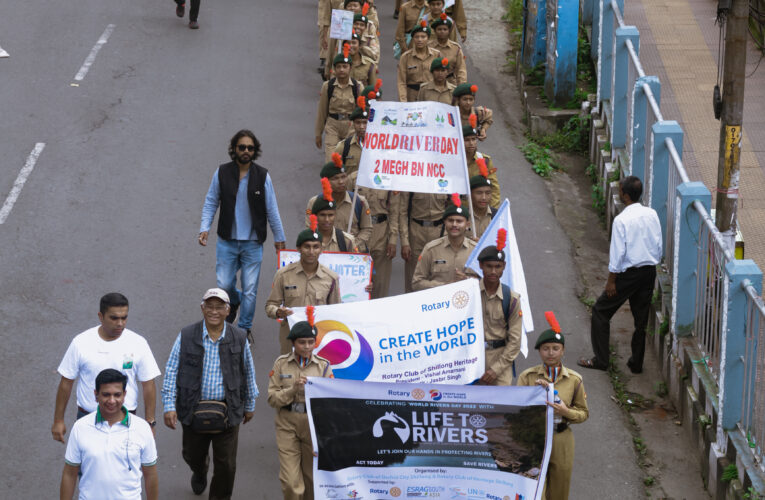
[191,400,228,433]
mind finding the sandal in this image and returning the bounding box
[577,357,608,371]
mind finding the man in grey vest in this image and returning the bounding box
[162,288,259,499]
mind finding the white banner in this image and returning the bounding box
[278,250,372,303]
[465,199,534,357]
[356,100,470,194]
[306,378,552,500]
[287,280,484,382]
[330,9,354,40]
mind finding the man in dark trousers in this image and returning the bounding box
[162,288,259,499]
[579,176,662,373]
[199,130,286,338]
[173,0,201,29]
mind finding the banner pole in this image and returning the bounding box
[454,107,476,232]
[347,189,359,234]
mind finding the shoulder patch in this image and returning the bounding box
[366,209,371,215]
[269,370,274,377]
[330,374,335,378]
[305,209,312,215]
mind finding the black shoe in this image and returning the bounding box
[627,359,642,374]
[191,471,207,495]
[393,9,399,19]
[317,59,326,74]
[175,2,185,17]
[226,303,239,324]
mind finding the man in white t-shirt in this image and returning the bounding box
[61,368,158,500]
[52,293,161,443]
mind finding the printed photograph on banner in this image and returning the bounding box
[287,281,485,383]
[306,378,552,500]
[278,249,372,302]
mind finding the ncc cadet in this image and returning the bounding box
[317,0,344,75]
[399,190,449,292]
[326,35,376,85]
[395,0,429,52]
[312,180,359,253]
[268,309,333,500]
[326,1,380,71]
[412,194,477,291]
[476,231,523,385]
[468,162,495,240]
[336,101,401,298]
[315,47,363,162]
[265,224,341,354]
[453,83,494,141]
[362,79,383,102]
[334,96,370,188]
[464,117,500,209]
[422,0,457,42]
[517,314,589,500]
[304,153,373,250]
[416,57,456,104]
[445,0,467,42]
[428,13,467,85]
[397,21,441,101]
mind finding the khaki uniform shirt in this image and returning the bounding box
[445,0,467,40]
[319,228,358,253]
[326,21,381,71]
[397,47,441,101]
[423,12,458,42]
[468,207,494,240]
[517,364,589,425]
[461,105,494,139]
[468,153,500,209]
[334,135,363,190]
[315,79,363,137]
[305,191,373,247]
[417,80,456,104]
[399,192,448,247]
[267,352,333,409]
[265,262,341,318]
[395,0,430,50]
[428,39,467,85]
[412,235,477,290]
[480,279,522,375]
[358,188,401,248]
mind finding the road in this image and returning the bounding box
[0,0,644,497]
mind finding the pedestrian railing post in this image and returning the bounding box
[629,76,660,181]
[611,27,639,150]
[649,121,682,240]
[591,0,601,62]
[596,0,615,103]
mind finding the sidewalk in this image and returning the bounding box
[624,0,765,270]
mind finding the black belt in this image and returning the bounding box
[282,402,307,414]
[412,218,442,227]
[484,339,507,350]
[370,214,388,224]
[625,264,656,272]
[328,113,350,120]
[555,422,569,433]
[407,83,421,91]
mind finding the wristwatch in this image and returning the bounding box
[148,420,157,427]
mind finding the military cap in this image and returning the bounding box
[443,193,469,220]
[320,153,345,178]
[477,245,505,263]
[312,196,336,214]
[353,12,369,24]
[534,328,565,349]
[470,174,491,189]
[287,321,318,341]
[463,124,477,137]
[430,12,453,29]
[453,83,478,98]
[350,106,369,120]
[363,84,381,100]
[430,57,449,71]
[333,51,352,66]
[410,20,431,36]
[296,228,322,247]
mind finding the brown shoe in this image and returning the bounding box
[189,21,199,29]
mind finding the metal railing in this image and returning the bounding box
[741,281,765,469]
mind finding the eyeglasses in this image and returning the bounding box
[237,145,255,152]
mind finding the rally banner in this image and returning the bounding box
[306,378,552,500]
[465,199,534,357]
[287,280,484,383]
[330,9,354,40]
[356,100,470,194]
[278,250,372,303]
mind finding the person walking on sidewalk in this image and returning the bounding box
[578,176,662,373]
[173,0,201,29]
[199,130,286,338]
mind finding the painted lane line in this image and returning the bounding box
[0,45,8,58]
[0,143,46,225]
[73,24,115,81]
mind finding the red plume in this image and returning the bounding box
[496,228,507,252]
[440,12,447,20]
[306,305,315,328]
[331,152,343,168]
[375,78,382,91]
[362,2,369,15]
[321,177,334,202]
[476,157,488,178]
[367,91,377,100]
[469,113,477,129]
[309,214,318,232]
[343,43,350,59]
[357,95,366,109]
[544,311,561,334]
[470,84,478,94]
[420,19,427,27]
[450,193,461,207]
[442,58,449,66]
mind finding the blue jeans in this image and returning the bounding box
[216,239,263,330]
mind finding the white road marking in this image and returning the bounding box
[73,24,115,81]
[0,143,46,225]
[0,45,8,58]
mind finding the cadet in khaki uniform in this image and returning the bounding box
[412,195,477,290]
[464,120,500,209]
[453,83,494,141]
[423,0,458,42]
[517,318,589,500]
[428,14,467,85]
[317,0,344,75]
[476,235,522,386]
[400,192,449,292]
[268,315,334,500]
[327,34,376,85]
[326,6,381,79]
[417,58,456,104]
[265,225,341,354]
[334,98,369,189]
[397,22,441,102]
[316,49,363,162]
[312,180,359,253]
[468,170,495,240]
[395,0,430,51]
[304,154,373,249]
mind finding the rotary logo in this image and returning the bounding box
[469,414,487,428]
[390,486,401,497]
[411,388,425,400]
[452,290,469,309]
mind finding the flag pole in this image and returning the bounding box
[454,106,476,232]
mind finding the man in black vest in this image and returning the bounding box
[162,288,259,499]
[199,130,286,338]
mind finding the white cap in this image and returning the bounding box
[202,288,230,304]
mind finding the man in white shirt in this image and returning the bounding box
[60,368,158,500]
[52,293,161,443]
[579,176,662,374]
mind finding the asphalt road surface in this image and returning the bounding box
[0,0,644,497]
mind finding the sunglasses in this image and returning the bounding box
[237,145,255,152]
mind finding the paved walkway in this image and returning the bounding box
[623,0,765,270]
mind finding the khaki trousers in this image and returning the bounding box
[543,427,575,500]
[275,409,314,500]
[369,220,392,298]
[323,117,352,162]
[484,347,513,385]
[404,221,442,292]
